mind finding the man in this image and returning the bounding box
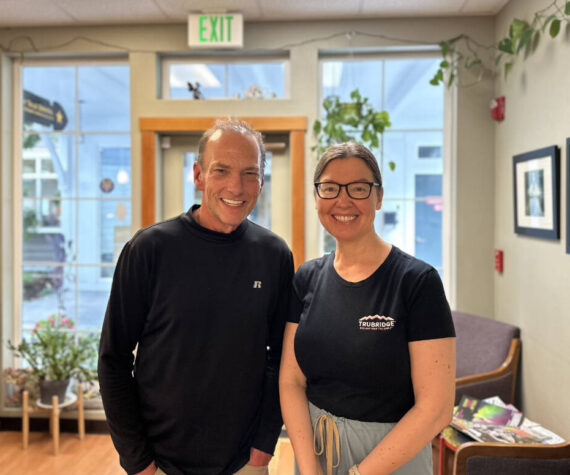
[98,119,294,475]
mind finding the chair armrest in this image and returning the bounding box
[453,441,570,475]
[456,338,521,403]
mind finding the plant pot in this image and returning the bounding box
[38,378,70,405]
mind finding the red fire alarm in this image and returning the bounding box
[494,249,504,273]
[490,96,505,121]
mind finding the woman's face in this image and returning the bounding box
[316,156,382,243]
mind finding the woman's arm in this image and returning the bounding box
[279,322,323,475]
[357,337,456,475]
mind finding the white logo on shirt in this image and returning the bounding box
[358,315,395,331]
[253,281,262,289]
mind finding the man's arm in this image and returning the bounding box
[98,240,155,474]
[250,250,295,458]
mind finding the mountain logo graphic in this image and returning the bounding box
[358,314,395,331]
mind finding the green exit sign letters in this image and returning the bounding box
[188,13,243,49]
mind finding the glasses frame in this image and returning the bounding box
[314,181,381,200]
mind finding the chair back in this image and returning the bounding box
[452,311,520,378]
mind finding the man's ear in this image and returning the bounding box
[193,162,205,191]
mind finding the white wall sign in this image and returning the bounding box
[188,13,243,49]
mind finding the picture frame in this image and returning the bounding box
[513,145,560,239]
[567,139,570,253]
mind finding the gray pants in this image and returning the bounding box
[294,402,432,475]
[156,463,268,475]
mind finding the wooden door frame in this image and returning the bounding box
[140,116,306,266]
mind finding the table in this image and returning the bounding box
[435,426,474,475]
[22,384,84,455]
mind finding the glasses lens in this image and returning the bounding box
[318,183,340,198]
[347,183,370,199]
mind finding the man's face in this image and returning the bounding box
[193,130,263,233]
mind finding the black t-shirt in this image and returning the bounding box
[289,246,455,423]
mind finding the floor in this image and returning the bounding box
[0,431,295,475]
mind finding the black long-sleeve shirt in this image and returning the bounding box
[98,206,294,475]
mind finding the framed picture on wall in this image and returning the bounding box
[513,145,560,239]
[567,139,570,253]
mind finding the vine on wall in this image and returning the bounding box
[431,0,570,87]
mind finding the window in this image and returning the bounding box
[163,57,289,99]
[17,62,131,338]
[320,56,444,273]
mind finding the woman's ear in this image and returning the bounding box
[376,187,384,210]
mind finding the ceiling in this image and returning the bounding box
[0,0,510,28]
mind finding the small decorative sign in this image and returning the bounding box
[23,90,68,131]
[188,13,243,49]
[100,178,115,193]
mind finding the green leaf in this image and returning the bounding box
[465,57,482,69]
[440,41,449,57]
[323,98,332,110]
[565,1,570,15]
[313,120,321,135]
[430,76,440,86]
[498,37,514,54]
[541,14,557,32]
[495,53,503,65]
[440,60,449,68]
[550,19,560,38]
[504,62,513,78]
[388,161,396,171]
[447,72,455,87]
[516,27,534,53]
[509,19,529,40]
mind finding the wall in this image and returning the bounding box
[495,0,570,438]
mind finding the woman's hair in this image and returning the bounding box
[197,118,266,174]
[313,142,382,187]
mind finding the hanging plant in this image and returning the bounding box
[430,1,570,87]
[313,88,394,169]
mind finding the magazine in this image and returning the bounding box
[454,395,523,427]
[450,395,564,444]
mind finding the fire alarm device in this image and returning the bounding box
[490,96,505,121]
[494,249,504,273]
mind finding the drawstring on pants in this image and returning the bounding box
[313,414,340,475]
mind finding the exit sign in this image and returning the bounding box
[188,13,243,48]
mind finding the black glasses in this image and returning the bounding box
[314,181,380,200]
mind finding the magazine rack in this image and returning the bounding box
[453,440,570,475]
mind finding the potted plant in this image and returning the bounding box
[313,88,394,169]
[7,314,99,405]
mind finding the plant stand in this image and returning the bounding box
[21,384,84,455]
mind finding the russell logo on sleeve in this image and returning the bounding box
[358,315,395,331]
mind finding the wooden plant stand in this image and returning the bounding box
[22,384,84,455]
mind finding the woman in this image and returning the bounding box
[280,143,456,475]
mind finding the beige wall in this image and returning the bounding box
[495,0,570,438]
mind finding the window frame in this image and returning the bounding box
[5,56,131,363]
[316,51,454,300]
[160,54,291,100]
